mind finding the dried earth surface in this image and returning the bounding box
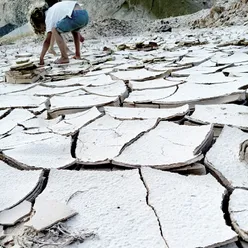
[1,6,248,247]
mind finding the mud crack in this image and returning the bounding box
[138,168,169,248]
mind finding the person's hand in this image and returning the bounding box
[39,58,45,66]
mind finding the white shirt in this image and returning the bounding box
[45,1,77,32]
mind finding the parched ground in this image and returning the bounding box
[1,24,248,247]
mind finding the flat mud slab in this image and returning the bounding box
[33,169,167,247]
[129,77,185,90]
[124,80,246,108]
[186,104,248,130]
[123,87,177,108]
[0,132,54,151]
[0,201,32,226]
[212,52,248,65]
[205,126,248,190]
[0,161,43,212]
[3,134,76,169]
[113,122,213,169]
[25,198,77,231]
[110,68,167,81]
[151,81,246,108]
[76,115,157,165]
[229,189,248,242]
[49,107,102,136]
[0,109,34,135]
[0,95,47,110]
[141,168,237,248]
[104,105,189,120]
[185,72,236,84]
[48,95,120,118]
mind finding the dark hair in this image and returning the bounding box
[30,4,48,35]
[45,0,61,8]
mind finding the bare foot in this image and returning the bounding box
[48,49,57,56]
[54,57,69,64]
[72,55,81,60]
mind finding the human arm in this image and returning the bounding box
[39,31,52,65]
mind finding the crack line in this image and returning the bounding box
[139,168,169,248]
[117,118,161,157]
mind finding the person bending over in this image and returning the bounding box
[30,1,88,65]
[45,0,84,56]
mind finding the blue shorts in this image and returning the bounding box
[56,9,89,33]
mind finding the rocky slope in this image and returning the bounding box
[113,0,214,19]
[192,0,248,27]
[0,0,212,28]
[1,0,248,39]
[145,0,248,31]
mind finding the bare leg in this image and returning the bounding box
[52,27,69,64]
[61,33,74,55]
[48,33,57,56]
[79,33,84,43]
[48,32,73,56]
[72,31,81,59]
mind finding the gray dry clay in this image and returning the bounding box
[0,201,32,226]
[229,189,248,242]
[186,104,248,130]
[3,134,76,169]
[76,115,157,165]
[104,105,189,120]
[113,122,213,169]
[4,23,248,248]
[25,198,77,231]
[205,126,248,189]
[0,161,43,212]
[34,169,166,248]
[141,168,237,248]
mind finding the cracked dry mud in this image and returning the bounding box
[1,25,248,248]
